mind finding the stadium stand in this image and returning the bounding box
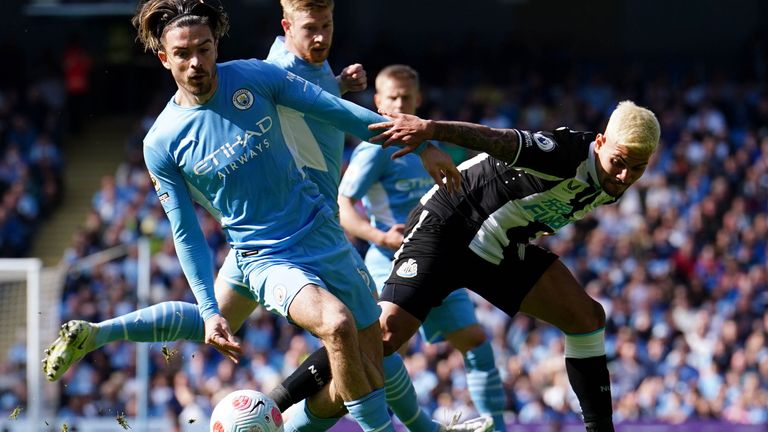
[0,43,65,258]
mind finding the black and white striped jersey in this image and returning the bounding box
[419,127,618,265]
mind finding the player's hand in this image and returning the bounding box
[204,313,242,363]
[338,63,367,94]
[378,224,405,250]
[419,143,461,194]
[368,112,434,158]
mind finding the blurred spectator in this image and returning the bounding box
[62,34,93,135]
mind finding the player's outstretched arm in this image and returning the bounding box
[369,111,521,163]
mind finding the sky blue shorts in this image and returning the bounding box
[218,249,255,300]
[236,219,380,330]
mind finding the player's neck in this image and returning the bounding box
[175,79,218,107]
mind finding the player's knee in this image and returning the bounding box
[576,298,606,333]
[317,306,356,345]
[591,299,606,329]
[379,319,413,356]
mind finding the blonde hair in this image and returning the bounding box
[604,100,660,156]
[280,0,334,19]
[132,0,230,53]
[375,64,420,92]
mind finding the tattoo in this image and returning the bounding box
[432,121,520,163]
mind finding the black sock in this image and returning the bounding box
[268,346,332,412]
[565,355,613,430]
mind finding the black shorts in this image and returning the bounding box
[382,207,558,322]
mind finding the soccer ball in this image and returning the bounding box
[210,390,284,432]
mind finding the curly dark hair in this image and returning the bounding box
[131,0,230,53]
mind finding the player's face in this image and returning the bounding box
[158,24,218,103]
[282,8,333,65]
[594,133,650,197]
[374,78,421,115]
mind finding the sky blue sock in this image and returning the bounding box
[344,388,394,432]
[383,354,439,432]
[94,301,204,348]
[282,399,340,432]
[465,341,506,432]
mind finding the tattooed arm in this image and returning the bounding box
[429,120,520,163]
[368,112,520,163]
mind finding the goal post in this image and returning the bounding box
[0,258,43,430]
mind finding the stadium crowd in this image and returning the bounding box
[0,40,66,258]
[3,52,768,428]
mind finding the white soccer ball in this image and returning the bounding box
[210,390,284,432]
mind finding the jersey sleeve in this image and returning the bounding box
[143,141,219,321]
[253,61,426,153]
[512,128,591,178]
[339,142,388,200]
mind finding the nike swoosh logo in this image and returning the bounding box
[249,400,265,413]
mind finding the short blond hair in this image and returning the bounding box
[604,100,660,157]
[280,0,334,19]
[375,64,420,92]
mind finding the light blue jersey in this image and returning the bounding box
[339,141,433,263]
[266,36,345,215]
[339,141,479,342]
[219,38,353,299]
[144,59,386,321]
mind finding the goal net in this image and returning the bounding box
[0,258,52,431]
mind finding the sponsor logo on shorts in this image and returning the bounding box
[396,258,418,278]
[232,88,254,110]
[534,133,555,152]
[273,284,287,305]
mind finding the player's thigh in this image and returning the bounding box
[288,283,357,340]
[215,249,258,332]
[299,222,381,330]
[468,243,557,319]
[243,257,329,325]
[379,299,422,355]
[419,288,480,345]
[381,239,463,353]
[519,258,605,334]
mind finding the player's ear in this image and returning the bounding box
[157,50,171,70]
[281,18,291,34]
[373,93,382,110]
[595,133,606,150]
